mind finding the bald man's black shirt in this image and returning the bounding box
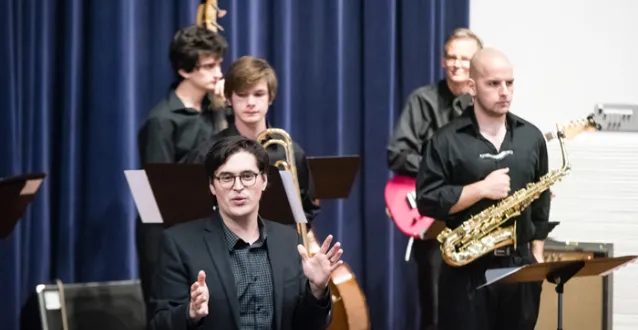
[416,106,553,244]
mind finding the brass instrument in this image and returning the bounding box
[256,128,309,250]
[256,127,371,329]
[437,124,572,267]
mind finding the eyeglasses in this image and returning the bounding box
[444,55,471,64]
[215,172,260,189]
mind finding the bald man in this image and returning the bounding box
[414,48,553,330]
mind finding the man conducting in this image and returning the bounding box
[148,135,343,330]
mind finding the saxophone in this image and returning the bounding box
[436,125,571,267]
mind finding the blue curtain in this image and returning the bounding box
[0,0,469,329]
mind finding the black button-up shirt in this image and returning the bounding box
[416,106,553,243]
[387,79,473,177]
[221,218,275,330]
[137,88,232,164]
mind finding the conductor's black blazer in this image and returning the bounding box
[147,212,332,330]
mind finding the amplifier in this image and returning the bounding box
[35,279,146,330]
[535,238,613,330]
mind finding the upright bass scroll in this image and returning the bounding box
[196,0,226,32]
[195,0,228,121]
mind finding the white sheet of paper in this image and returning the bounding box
[43,291,61,310]
[279,170,308,224]
[124,170,164,224]
[20,179,43,195]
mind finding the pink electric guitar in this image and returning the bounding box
[385,109,633,239]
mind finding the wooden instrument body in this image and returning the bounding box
[307,229,370,330]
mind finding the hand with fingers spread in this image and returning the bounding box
[297,235,344,299]
[189,270,209,322]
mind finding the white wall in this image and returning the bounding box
[470,0,638,329]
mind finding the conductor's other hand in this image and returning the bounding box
[481,167,511,200]
[189,270,209,321]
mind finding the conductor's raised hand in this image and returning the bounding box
[189,270,209,322]
[297,235,343,299]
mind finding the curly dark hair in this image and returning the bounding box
[169,25,228,75]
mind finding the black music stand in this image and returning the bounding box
[124,164,301,227]
[0,173,46,238]
[307,155,360,199]
[478,255,638,330]
[124,164,213,226]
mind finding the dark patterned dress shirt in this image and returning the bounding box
[221,219,275,329]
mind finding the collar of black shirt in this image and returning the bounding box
[221,215,269,251]
[438,79,474,114]
[221,120,274,138]
[455,105,525,136]
[437,79,455,101]
[166,87,213,114]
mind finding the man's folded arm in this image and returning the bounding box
[530,134,559,257]
[148,232,204,330]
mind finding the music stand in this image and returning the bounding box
[306,155,360,199]
[124,164,213,226]
[478,255,638,330]
[0,173,46,238]
[124,164,303,227]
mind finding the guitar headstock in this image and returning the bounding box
[557,117,598,140]
[545,117,597,142]
[196,0,227,32]
[545,104,637,142]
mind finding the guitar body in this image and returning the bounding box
[384,175,436,238]
[308,230,370,330]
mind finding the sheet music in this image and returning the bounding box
[279,170,308,224]
[20,179,43,195]
[124,170,163,224]
[43,291,61,310]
